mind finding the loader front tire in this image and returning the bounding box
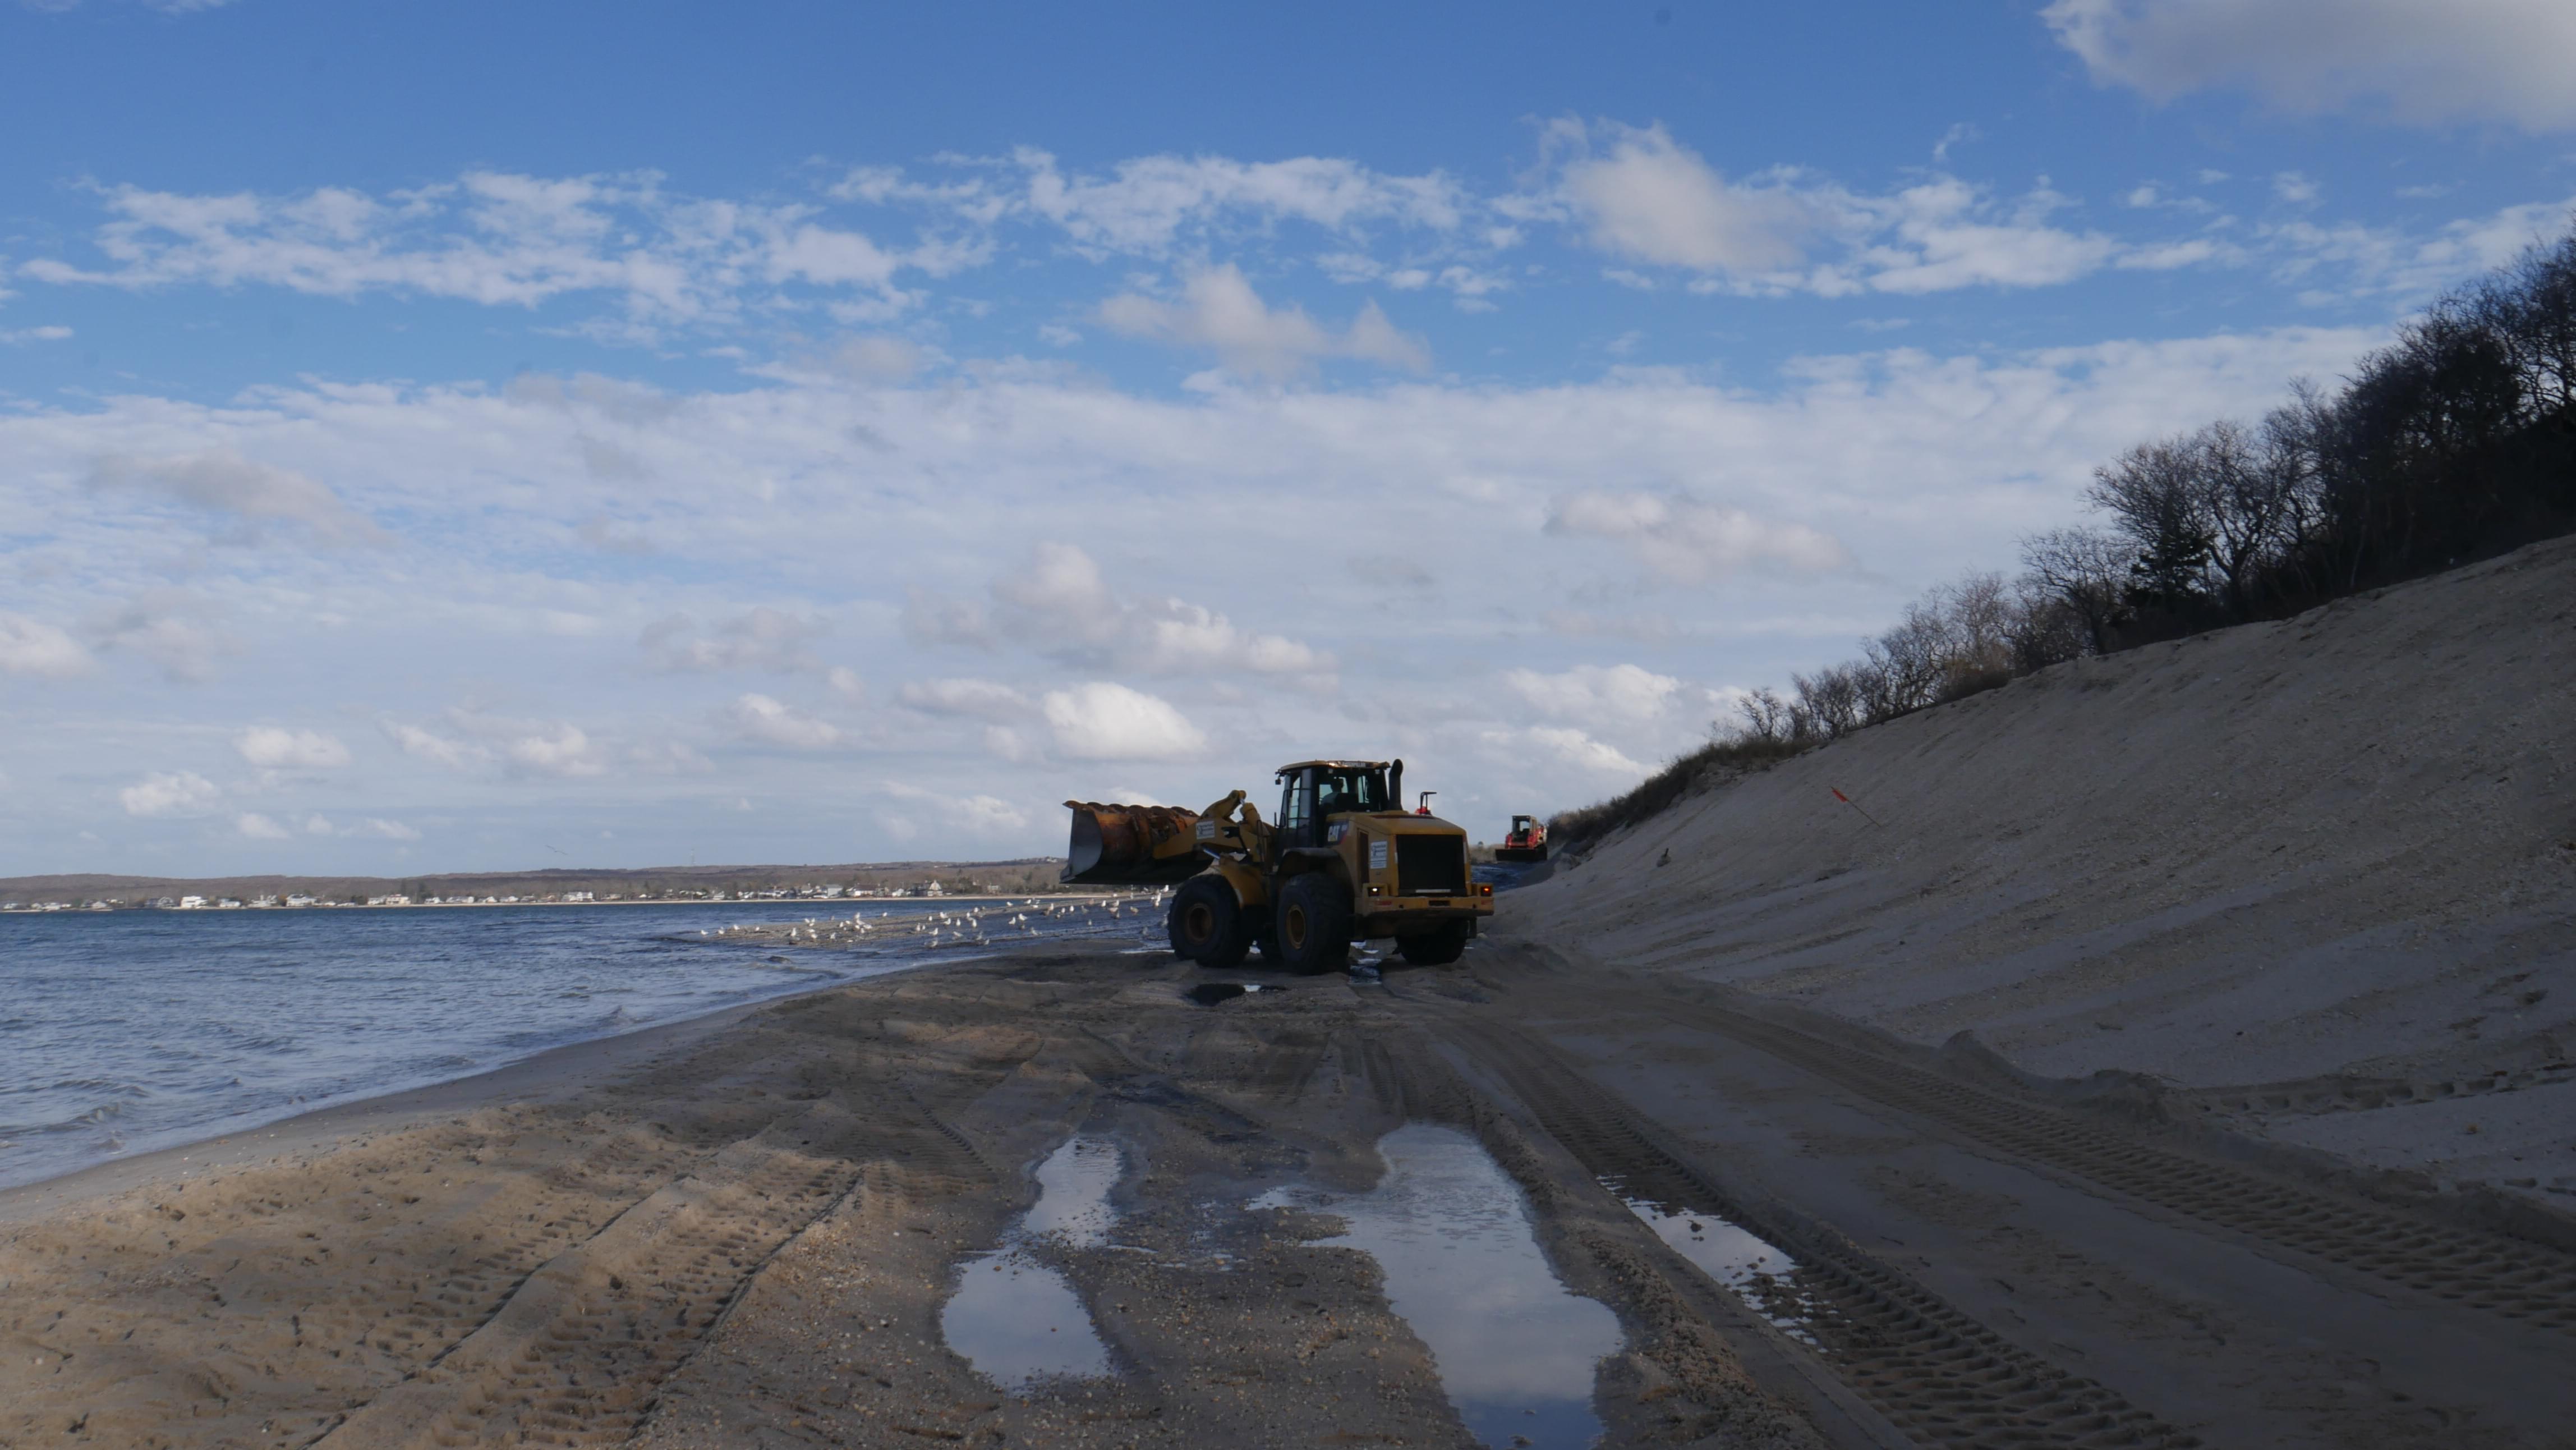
[1274,874,1351,975]
[1396,920,1472,966]
[1169,875,1253,967]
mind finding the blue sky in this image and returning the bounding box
[3,0,2572,877]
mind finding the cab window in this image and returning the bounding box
[1278,772,1313,839]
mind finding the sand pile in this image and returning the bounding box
[1510,535,2576,1199]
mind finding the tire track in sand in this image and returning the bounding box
[311,1095,981,1449]
[1673,1003,2576,1335]
[1420,1010,2201,1449]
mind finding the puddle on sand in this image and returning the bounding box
[941,1136,1121,1392]
[1604,1181,1820,1345]
[1266,1123,1623,1449]
[1188,981,1283,1006]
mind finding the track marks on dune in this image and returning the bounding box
[319,1097,990,1449]
[1425,1014,2201,1450]
[1682,1006,2576,1335]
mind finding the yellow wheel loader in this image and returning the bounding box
[1062,759,1494,972]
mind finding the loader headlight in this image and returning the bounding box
[1365,884,1383,897]
[1478,883,1492,896]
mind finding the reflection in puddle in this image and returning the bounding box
[941,1136,1121,1392]
[1188,981,1281,1006]
[1275,1123,1622,1449]
[1605,1180,1819,1345]
[1023,1136,1120,1245]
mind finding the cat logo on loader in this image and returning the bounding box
[1062,759,1493,972]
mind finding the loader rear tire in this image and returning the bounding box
[1396,920,1472,966]
[1273,874,1351,975]
[1168,875,1253,966]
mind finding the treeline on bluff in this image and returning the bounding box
[1554,224,2576,850]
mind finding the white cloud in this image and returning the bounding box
[726,692,844,751]
[1014,148,1465,254]
[291,812,422,840]
[1523,727,1649,778]
[1129,600,1333,677]
[503,723,608,776]
[899,677,1033,719]
[24,171,972,340]
[934,542,1335,679]
[121,770,221,818]
[1845,179,2125,295]
[826,666,867,702]
[502,726,608,783]
[1551,121,1816,274]
[0,613,92,677]
[387,722,483,770]
[0,313,2413,864]
[1041,682,1208,760]
[824,335,925,381]
[1,325,73,344]
[1503,664,1686,723]
[639,608,827,673]
[81,591,237,683]
[992,540,1123,643]
[880,781,1032,838]
[234,811,292,839]
[88,448,384,545]
[1098,265,1429,378]
[2261,194,2576,300]
[1534,122,2208,296]
[2044,0,2576,130]
[235,726,351,770]
[2274,172,2322,207]
[1545,490,1852,581]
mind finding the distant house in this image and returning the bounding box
[564,891,595,902]
[216,898,243,909]
[152,897,177,908]
[177,896,206,909]
[284,894,315,907]
[251,896,278,908]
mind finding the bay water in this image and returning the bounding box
[0,898,1151,1191]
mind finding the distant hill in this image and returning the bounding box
[0,858,1071,909]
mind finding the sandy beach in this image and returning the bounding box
[7,929,2573,1449]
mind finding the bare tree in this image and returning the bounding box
[2086,437,2216,609]
[2020,527,2130,654]
[1736,687,1800,745]
[1790,664,1865,740]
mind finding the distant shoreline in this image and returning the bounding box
[0,891,1145,915]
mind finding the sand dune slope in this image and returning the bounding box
[1512,535,2576,1197]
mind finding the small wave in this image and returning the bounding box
[49,1077,149,1096]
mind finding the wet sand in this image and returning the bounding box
[12,934,2575,1448]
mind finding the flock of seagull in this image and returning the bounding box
[697,889,1173,952]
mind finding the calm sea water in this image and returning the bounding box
[0,898,1158,1191]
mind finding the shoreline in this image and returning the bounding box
[0,984,793,1223]
[0,940,1011,1210]
[0,891,1144,915]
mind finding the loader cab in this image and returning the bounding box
[1275,760,1395,851]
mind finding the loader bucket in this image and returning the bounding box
[1061,801,1207,885]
